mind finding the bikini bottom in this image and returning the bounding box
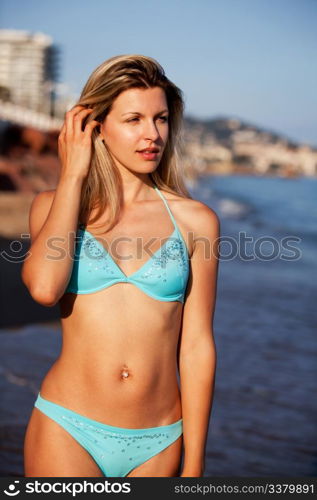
[34,392,183,477]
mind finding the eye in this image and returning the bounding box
[127,116,168,123]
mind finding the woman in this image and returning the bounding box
[21,54,219,478]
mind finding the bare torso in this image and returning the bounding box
[39,190,194,429]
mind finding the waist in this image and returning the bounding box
[39,356,181,427]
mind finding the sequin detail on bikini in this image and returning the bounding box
[80,231,115,275]
[60,413,177,460]
[61,414,171,440]
[139,236,188,281]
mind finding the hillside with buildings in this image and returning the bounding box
[182,116,317,180]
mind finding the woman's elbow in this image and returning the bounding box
[21,266,59,307]
[22,276,58,306]
[30,287,59,307]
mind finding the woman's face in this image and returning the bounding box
[99,86,169,174]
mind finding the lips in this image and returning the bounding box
[137,149,160,160]
[137,148,160,153]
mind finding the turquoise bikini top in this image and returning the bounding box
[65,185,190,303]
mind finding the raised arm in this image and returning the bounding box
[21,179,83,306]
[178,202,220,477]
[21,105,100,307]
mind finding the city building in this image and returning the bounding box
[0,29,60,115]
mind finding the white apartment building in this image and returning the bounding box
[0,29,59,115]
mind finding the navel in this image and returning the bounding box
[120,365,131,380]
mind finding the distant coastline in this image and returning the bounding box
[182,116,317,181]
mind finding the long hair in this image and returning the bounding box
[73,54,192,233]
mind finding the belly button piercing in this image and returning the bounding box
[121,370,129,379]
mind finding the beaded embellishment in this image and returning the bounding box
[139,234,188,281]
[77,226,188,281]
[61,413,179,461]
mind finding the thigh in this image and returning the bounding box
[24,407,104,477]
[126,434,183,477]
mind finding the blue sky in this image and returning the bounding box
[1,0,316,146]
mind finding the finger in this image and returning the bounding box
[83,120,101,137]
[58,122,66,142]
[69,104,87,113]
[74,108,94,136]
[65,105,88,137]
[65,109,75,138]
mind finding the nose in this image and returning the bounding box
[143,120,160,141]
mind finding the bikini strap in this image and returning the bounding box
[153,185,178,231]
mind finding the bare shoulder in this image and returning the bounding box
[163,190,220,238]
[28,189,56,243]
[188,199,220,238]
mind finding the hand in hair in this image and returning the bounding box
[58,105,100,181]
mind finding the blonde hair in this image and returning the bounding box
[74,54,192,232]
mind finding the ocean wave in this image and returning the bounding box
[217,198,252,218]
